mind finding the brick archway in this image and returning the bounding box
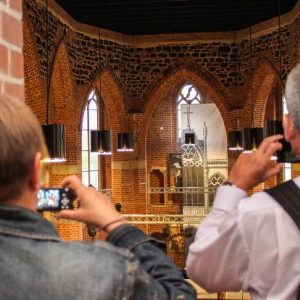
[244,58,280,127]
[23,11,45,122]
[143,67,231,132]
[50,40,77,164]
[90,69,124,134]
[139,67,232,159]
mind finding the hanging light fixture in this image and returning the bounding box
[42,0,66,162]
[117,34,134,152]
[184,132,195,145]
[91,28,112,155]
[117,133,134,152]
[243,25,264,153]
[91,129,112,155]
[228,32,243,151]
[228,130,243,151]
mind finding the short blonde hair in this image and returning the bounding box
[0,95,46,201]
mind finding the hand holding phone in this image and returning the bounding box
[37,188,76,211]
[55,176,128,232]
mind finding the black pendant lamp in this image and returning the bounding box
[42,124,66,162]
[117,132,134,152]
[243,26,263,153]
[91,129,112,155]
[42,0,66,162]
[184,132,196,145]
[243,127,264,153]
[117,35,134,152]
[228,130,243,151]
[265,120,283,136]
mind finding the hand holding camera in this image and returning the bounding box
[53,176,127,232]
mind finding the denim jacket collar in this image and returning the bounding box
[0,205,60,241]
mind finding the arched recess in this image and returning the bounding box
[140,67,232,159]
[244,57,281,127]
[83,69,125,199]
[87,69,124,135]
[23,11,45,123]
[49,40,77,164]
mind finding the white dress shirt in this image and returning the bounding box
[186,178,300,300]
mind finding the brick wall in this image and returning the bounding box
[22,0,300,249]
[0,0,24,101]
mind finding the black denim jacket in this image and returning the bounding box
[0,205,196,299]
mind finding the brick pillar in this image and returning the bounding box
[0,0,24,101]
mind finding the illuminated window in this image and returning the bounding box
[81,90,100,189]
[177,83,202,141]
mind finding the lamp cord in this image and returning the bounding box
[250,25,254,128]
[278,0,282,100]
[234,31,238,130]
[46,0,49,125]
[98,28,101,99]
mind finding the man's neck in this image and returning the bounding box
[2,190,37,212]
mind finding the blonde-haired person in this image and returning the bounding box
[0,95,196,300]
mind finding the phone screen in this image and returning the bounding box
[37,188,74,211]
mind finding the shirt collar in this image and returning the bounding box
[0,205,61,241]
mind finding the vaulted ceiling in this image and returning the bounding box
[55,0,299,35]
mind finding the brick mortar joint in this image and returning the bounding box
[0,3,22,21]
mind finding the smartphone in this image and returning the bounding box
[37,188,75,211]
[265,120,300,163]
[277,138,300,163]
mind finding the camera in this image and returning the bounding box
[265,120,300,163]
[277,138,300,163]
[37,188,75,211]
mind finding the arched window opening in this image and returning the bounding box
[176,83,227,209]
[177,83,202,142]
[82,90,100,189]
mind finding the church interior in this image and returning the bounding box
[2,0,300,298]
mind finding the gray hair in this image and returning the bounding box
[285,64,300,131]
[0,95,46,202]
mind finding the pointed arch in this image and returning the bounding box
[138,67,232,159]
[143,67,232,135]
[244,57,281,127]
[23,10,45,122]
[50,40,77,163]
[89,68,124,133]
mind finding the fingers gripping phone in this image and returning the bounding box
[37,188,75,211]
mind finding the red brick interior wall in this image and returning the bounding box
[0,0,24,101]
[21,0,300,263]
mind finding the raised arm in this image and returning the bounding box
[57,176,196,300]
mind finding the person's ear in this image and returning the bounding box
[283,114,296,142]
[28,152,42,192]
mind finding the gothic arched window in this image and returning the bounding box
[177,83,202,141]
[81,90,100,189]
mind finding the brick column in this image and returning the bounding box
[0,0,24,101]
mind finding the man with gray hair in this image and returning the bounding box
[186,64,300,299]
[0,94,196,299]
